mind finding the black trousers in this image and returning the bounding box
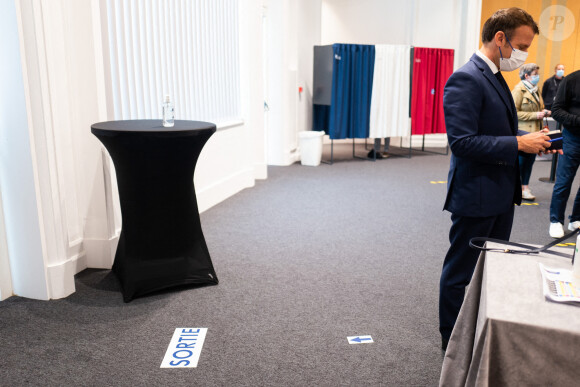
[439,207,514,339]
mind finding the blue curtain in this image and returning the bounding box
[329,44,375,139]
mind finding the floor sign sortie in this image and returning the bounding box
[161,328,208,368]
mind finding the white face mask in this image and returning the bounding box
[498,36,528,72]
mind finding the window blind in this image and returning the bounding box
[103,0,240,124]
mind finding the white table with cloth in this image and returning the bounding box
[439,243,580,386]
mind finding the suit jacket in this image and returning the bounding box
[443,53,522,218]
[512,81,544,133]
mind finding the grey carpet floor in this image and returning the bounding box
[0,143,576,386]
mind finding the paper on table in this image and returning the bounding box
[539,263,580,303]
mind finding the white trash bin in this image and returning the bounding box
[298,131,325,166]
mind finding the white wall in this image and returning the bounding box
[321,0,415,45]
[1,0,267,301]
[412,0,482,70]
[321,0,481,69]
[195,0,267,207]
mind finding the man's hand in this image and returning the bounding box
[536,111,546,119]
[537,127,564,155]
[517,131,551,154]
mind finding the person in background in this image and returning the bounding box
[512,63,549,201]
[549,69,580,238]
[368,137,390,159]
[542,64,565,111]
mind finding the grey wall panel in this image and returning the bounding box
[313,45,333,106]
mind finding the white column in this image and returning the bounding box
[4,0,118,300]
[240,0,267,179]
[296,0,322,138]
[0,2,17,301]
[0,189,12,300]
[265,0,299,166]
[0,0,49,300]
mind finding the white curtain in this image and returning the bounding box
[102,0,240,124]
[369,45,411,138]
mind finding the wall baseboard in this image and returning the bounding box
[46,252,87,299]
[268,150,301,166]
[83,235,119,270]
[197,168,255,213]
[288,150,301,164]
[254,163,268,180]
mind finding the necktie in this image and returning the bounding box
[494,71,515,131]
[494,71,511,96]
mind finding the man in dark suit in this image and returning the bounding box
[439,8,553,351]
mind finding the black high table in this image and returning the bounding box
[91,120,218,302]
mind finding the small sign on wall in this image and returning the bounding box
[160,328,208,368]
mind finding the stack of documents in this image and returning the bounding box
[539,263,580,303]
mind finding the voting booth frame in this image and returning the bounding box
[313,45,452,164]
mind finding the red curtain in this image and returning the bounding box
[411,48,454,135]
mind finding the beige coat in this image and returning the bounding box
[512,81,544,133]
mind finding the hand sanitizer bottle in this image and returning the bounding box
[162,95,174,127]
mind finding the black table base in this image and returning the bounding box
[92,120,218,302]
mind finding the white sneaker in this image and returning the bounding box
[568,221,580,231]
[522,189,535,201]
[550,222,564,238]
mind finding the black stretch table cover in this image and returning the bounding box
[91,120,218,302]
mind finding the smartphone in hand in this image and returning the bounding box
[547,130,563,150]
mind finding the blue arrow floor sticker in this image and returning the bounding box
[347,335,374,344]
